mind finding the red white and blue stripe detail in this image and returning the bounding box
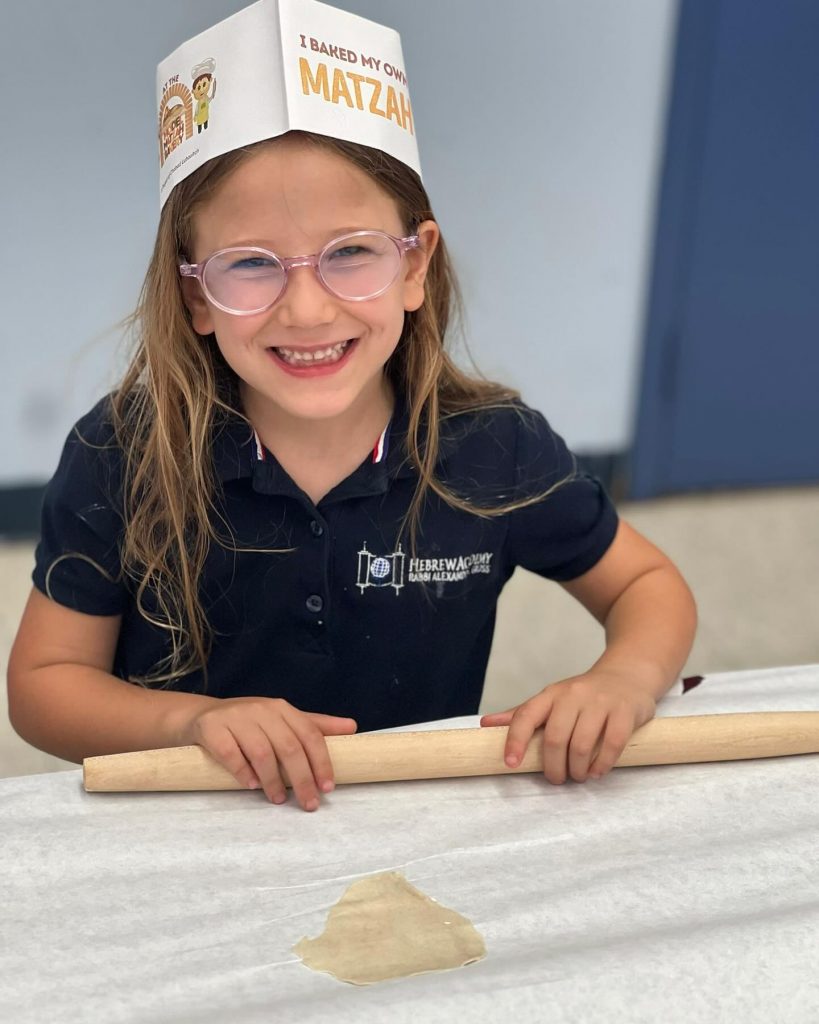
[252,420,391,464]
[372,420,390,463]
[253,430,266,462]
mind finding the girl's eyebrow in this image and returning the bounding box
[219,226,381,251]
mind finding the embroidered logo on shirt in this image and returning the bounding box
[357,542,405,593]
[407,553,493,583]
[356,543,494,594]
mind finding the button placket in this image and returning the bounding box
[305,511,328,626]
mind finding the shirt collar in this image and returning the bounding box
[211,394,463,498]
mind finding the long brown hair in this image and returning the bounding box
[109,131,567,688]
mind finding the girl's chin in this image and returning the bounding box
[244,386,375,424]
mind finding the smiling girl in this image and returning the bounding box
[8,6,696,813]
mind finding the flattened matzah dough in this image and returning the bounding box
[293,871,486,984]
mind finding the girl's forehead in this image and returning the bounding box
[192,145,402,253]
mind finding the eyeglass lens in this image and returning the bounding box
[202,232,401,312]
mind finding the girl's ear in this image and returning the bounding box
[402,219,440,313]
[180,277,215,335]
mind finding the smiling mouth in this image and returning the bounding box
[270,339,355,367]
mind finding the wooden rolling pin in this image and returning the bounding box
[83,712,819,792]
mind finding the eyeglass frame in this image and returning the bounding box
[178,229,422,316]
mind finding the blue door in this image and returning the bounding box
[631,0,819,498]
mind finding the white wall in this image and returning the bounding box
[0,0,677,485]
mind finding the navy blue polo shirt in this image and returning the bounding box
[33,395,618,732]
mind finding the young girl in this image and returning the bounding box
[8,28,695,815]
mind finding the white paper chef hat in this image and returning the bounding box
[156,0,421,209]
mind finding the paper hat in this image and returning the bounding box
[156,0,421,209]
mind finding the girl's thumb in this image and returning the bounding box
[309,713,358,734]
[479,709,516,726]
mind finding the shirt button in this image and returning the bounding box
[306,594,324,613]
[310,519,324,537]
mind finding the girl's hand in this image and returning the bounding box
[176,697,357,810]
[479,671,656,785]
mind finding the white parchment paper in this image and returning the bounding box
[2,665,819,1023]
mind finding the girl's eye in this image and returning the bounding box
[229,257,276,271]
[328,246,369,259]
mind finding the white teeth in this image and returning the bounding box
[275,340,351,366]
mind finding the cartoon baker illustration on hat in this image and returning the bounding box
[191,57,217,132]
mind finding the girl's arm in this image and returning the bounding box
[8,588,357,811]
[7,588,220,763]
[480,520,697,785]
[561,519,697,700]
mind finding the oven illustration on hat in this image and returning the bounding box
[159,80,194,165]
[160,101,189,162]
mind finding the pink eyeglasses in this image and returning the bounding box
[179,229,421,316]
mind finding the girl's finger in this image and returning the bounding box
[587,709,637,779]
[288,715,339,794]
[567,709,609,783]
[479,709,516,727]
[265,721,322,811]
[504,694,553,767]
[235,725,288,804]
[200,727,263,792]
[541,703,582,785]
[306,713,358,735]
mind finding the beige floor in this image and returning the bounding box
[2,486,818,778]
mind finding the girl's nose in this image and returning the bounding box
[272,264,339,329]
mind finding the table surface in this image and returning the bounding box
[3,665,819,1024]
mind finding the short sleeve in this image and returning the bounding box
[506,408,619,581]
[32,397,127,615]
